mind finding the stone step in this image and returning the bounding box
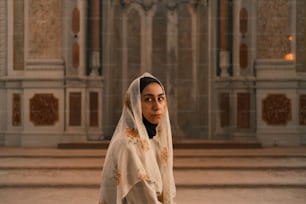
[57,139,262,149]
[1,147,306,189]
[1,157,306,170]
[2,188,306,204]
[1,147,306,204]
[1,169,306,189]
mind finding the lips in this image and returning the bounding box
[152,114,162,118]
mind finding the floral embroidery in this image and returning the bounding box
[138,172,149,181]
[157,126,162,137]
[157,192,163,202]
[116,171,121,186]
[161,147,169,165]
[126,128,139,140]
[140,139,149,152]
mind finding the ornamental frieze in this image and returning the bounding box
[30,94,59,126]
[262,94,291,126]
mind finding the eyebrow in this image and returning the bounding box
[142,93,165,97]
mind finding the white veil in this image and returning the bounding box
[99,72,176,204]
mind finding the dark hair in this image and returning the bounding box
[140,77,161,93]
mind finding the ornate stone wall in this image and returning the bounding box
[13,0,24,70]
[28,0,62,59]
[257,0,292,59]
[296,0,305,72]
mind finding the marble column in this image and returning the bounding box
[219,0,230,77]
[90,0,101,76]
[0,0,6,76]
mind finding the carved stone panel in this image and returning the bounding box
[13,0,25,70]
[237,92,250,128]
[299,95,306,126]
[30,94,59,126]
[69,92,81,126]
[219,93,230,127]
[257,0,291,59]
[262,94,291,125]
[12,94,21,126]
[90,92,98,127]
[28,0,62,59]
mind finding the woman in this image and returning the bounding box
[99,73,176,204]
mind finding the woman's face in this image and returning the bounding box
[141,82,166,124]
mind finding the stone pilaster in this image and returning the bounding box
[0,0,6,76]
[89,0,101,77]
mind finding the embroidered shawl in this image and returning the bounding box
[99,73,176,204]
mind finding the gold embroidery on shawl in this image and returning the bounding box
[116,171,121,186]
[140,139,149,152]
[157,192,163,202]
[161,147,169,165]
[138,173,149,181]
[157,126,162,137]
[125,128,139,139]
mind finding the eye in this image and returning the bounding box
[158,96,165,102]
[144,97,153,102]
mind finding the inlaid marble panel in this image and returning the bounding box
[240,43,248,69]
[299,94,306,126]
[12,94,21,126]
[28,0,62,59]
[89,92,98,127]
[237,93,250,128]
[13,0,24,70]
[72,7,80,34]
[69,92,81,126]
[220,93,230,127]
[262,94,291,125]
[257,0,291,59]
[240,8,248,34]
[30,94,59,126]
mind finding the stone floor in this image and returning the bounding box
[1,146,306,203]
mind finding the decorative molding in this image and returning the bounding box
[262,94,291,126]
[30,94,59,126]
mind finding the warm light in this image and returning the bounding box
[287,35,293,41]
[284,53,294,60]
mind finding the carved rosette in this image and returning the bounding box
[262,94,291,125]
[30,94,59,126]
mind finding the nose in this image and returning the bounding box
[152,98,160,111]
